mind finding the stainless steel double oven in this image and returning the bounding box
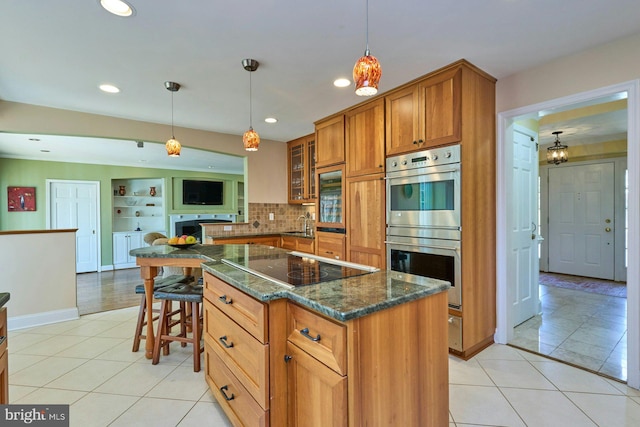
[385,145,462,349]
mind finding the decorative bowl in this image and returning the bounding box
[124,199,137,206]
[133,191,146,196]
[168,243,197,249]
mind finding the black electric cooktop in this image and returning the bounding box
[222,251,376,288]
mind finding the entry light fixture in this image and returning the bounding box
[546,131,568,165]
[164,81,181,157]
[100,0,135,17]
[242,58,260,151]
[353,0,381,96]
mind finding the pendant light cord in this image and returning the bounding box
[171,91,175,139]
[249,71,253,129]
[365,0,369,52]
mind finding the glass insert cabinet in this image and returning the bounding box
[287,134,316,204]
[316,164,344,228]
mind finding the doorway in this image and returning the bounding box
[47,179,101,273]
[496,80,640,389]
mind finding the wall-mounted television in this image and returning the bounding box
[182,180,224,205]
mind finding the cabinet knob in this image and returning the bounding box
[284,355,292,363]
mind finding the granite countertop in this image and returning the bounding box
[0,292,10,308]
[206,231,315,240]
[130,244,449,322]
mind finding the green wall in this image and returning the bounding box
[0,158,242,266]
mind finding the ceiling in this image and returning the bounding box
[1,0,639,170]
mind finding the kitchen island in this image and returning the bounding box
[131,243,450,426]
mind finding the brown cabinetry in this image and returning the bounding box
[315,231,345,260]
[280,235,315,254]
[345,99,385,177]
[385,65,462,156]
[211,235,281,247]
[345,174,386,269]
[0,307,7,404]
[315,115,345,168]
[287,134,316,204]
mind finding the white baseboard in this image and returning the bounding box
[101,264,114,271]
[8,307,80,331]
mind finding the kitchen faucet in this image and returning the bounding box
[297,215,308,235]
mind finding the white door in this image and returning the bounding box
[511,126,540,326]
[548,163,615,279]
[48,180,100,273]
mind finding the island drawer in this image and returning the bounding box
[204,341,268,427]
[204,272,268,343]
[204,300,269,409]
[287,302,347,375]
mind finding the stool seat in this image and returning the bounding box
[154,283,203,302]
[134,274,194,294]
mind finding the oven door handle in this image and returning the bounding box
[385,240,460,253]
[384,167,459,179]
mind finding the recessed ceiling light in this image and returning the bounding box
[99,84,120,93]
[264,117,278,124]
[99,0,135,17]
[334,78,351,88]
[29,138,41,142]
[40,149,50,153]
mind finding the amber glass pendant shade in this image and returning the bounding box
[353,49,381,96]
[166,138,181,157]
[243,127,260,151]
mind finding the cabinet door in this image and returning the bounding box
[127,232,144,263]
[346,98,385,177]
[315,115,345,168]
[385,84,421,156]
[346,174,386,269]
[418,67,462,148]
[288,137,306,203]
[112,233,130,266]
[286,342,347,427]
[315,231,345,260]
[316,164,345,229]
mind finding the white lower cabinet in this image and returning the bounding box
[113,231,144,269]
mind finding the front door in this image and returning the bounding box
[48,180,100,273]
[548,163,615,279]
[511,126,540,326]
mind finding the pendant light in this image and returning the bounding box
[164,81,181,157]
[242,59,260,151]
[546,131,568,165]
[353,0,381,96]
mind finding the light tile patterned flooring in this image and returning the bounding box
[511,284,627,381]
[7,304,640,426]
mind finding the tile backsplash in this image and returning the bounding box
[202,203,315,238]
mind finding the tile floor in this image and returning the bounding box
[511,284,627,381]
[7,305,640,426]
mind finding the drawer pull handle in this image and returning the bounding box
[300,328,321,342]
[219,385,235,401]
[219,335,234,348]
[0,336,5,345]
[218,295,233,305]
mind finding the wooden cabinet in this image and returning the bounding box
[345,99,385,177]
[315,115,345,168]
[0,307,7,404]
[346,174,386,269]
[113,231,145,269]
[112,178,165,233]
[287,134,316,204]
[211,235,281,247]
[316,164,345,229]
[280,235,315,254]
[315,231,345,260]
[385,65,462,155]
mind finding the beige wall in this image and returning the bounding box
[497,32,640,112]
[0,230,78,329]
[0,101,288,204]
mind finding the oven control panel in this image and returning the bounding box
[386,144,460,172]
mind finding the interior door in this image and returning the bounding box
[49,180,100,273]
[511,126,540,326]
[548,163,615,279]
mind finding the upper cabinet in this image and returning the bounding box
[385,66,462,156]
[345,98,385,178]
[315,115,345,168]
[287,134,316,204]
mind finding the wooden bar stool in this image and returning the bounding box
[131,274,194,352]
[152,282,204,372]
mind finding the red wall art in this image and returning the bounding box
[7,186,36,211]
